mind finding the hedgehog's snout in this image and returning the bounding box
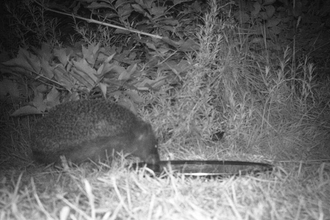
[145,151,160,164]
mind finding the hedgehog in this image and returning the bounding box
[31,99,160,166]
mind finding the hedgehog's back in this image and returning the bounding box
[31,99,142,152]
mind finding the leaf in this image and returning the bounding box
[40,58,54,79]
[235,11,250,23]
[250,37,263,44]
[162,37,199,51]
[131,3,147,14]
[62,92,80,103]
[2,48,40,74]
[96,53,116,76]
[150,6,166,17]
[97,62,116,76]
[46,87,61,108]
[251,2,261,17]
[116,66,129,80]
[117,3,133,20]
[82,43,100,66]
[36,43,53,62]
[173,0,191,4]
[265,5,275,18]
[71,58,100,89]
[91,43,100,55]
[269,26,282,35]
[128,52,137,60]
[105,53,116,63]
[146,42,157,51]
[53,65,75,90]
[72,59,97,77]
[127,63,137,76]
[135,0,152,9]
[260,12,268,20]
[32,91,47,113]
[36,84,48,93]
[135,76,167,91]
[159,60,190,74]
[109,90,122,100]
[266,18,281,28]
[86,1,114,10]
[151,76,167,89]
[191,0,202,12]
[178,38,199,51]
[98,82,108,98]
[11,105,42,116]
[124,90,144,103]
[162,20,179,26]
[115,0,132,9]
[71,69,98,90]
[114,29,131,34]
[117,97,138,114]
[19,48,42,74]
[0,79,20,98]
[54,48,71,66]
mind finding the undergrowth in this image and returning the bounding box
[0,0,329,219]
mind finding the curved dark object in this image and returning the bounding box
[31,99,160,166]
[134,160,274,176]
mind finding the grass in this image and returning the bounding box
[1,0,330,219]
[0,161,329,219]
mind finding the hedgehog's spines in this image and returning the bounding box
[31,99,160,165]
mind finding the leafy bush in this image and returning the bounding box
[0,0,325,159]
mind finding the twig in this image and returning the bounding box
[33,0,163,39]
